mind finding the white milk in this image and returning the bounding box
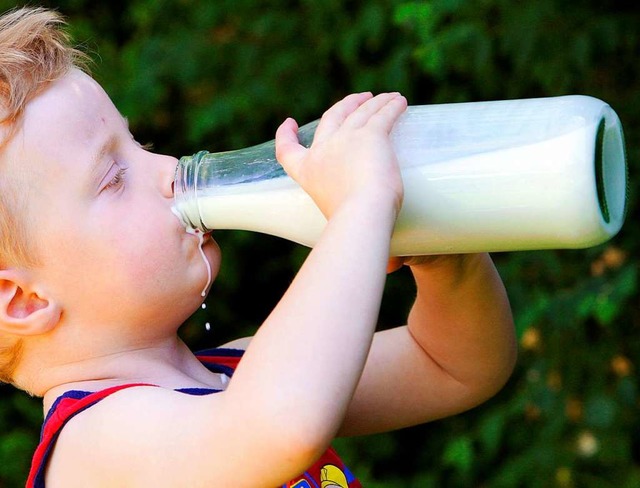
[175,96,627,255]
[180,126,626,255]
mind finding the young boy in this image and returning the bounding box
[0,7,517,487]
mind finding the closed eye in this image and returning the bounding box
[103,166,127,191]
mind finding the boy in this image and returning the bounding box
[0,7,516,487]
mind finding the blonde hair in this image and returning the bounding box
[0,6,87,385]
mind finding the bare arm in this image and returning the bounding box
[218,93,407,475]
[59,252,514,487]
[339,253,517,436]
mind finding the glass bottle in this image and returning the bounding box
[174,95,627,256]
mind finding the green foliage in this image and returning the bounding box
[0,0,638,486]
[0,389,40,487]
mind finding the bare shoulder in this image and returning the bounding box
[45,385,228,487]
[44,379,306,487]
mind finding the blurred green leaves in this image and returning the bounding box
[0,0,638,486]
[0,391,40,487]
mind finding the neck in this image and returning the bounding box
[19,335,220,412]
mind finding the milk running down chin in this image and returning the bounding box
[172,206,213,296]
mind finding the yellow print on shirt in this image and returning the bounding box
[320,464,349,488]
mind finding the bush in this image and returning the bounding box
[1,0,637,486]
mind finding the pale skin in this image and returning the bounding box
[0,70,516,487]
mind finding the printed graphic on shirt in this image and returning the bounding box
[321,464,349,487]
[290,463,351,488]
[291,481,312,488]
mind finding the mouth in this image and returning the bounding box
[170,205,189,228]
[171,204,214,242]
[184,226,215,245]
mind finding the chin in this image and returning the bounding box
[204,234,222,256]
[204,243,222,276]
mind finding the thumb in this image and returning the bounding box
[275,117,308,181]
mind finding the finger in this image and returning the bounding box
[344,93,407,131]
[313,92,373,143]
[367,94,408,133]
[275,118,308,180]
[386,257,406,274]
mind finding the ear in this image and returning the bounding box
[0,269,61,336]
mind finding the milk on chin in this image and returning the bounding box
[172,206,213,297]
[186,227,213,297]
[179,122,620,255]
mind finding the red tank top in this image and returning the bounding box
[26,348,362,488]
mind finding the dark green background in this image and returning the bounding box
[1,1,638,486]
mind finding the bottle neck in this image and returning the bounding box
[174,150,209,231]
[172,119,320,232]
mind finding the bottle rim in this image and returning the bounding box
[594,109,627,230]
[174,151,210,231]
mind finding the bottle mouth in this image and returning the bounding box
[174,151,210,231]
[594,110,627,228]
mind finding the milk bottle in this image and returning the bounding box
[173,95,627,256]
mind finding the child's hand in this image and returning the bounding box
[275,92,408,219]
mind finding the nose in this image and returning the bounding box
[156,153,179,199]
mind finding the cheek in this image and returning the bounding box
[107,215,205,297]
[82,234,179,317]
[62,217,167,292]
[107,228,175,280]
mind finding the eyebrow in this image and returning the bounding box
[87,114,129,189]
[88,132,118,189]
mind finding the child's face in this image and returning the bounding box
[4,69,220,332]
